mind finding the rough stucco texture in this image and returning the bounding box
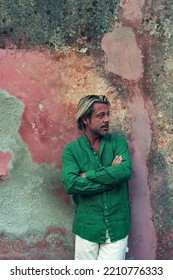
[0,0,173,259]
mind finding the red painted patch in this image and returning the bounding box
[0,49,79,167]
[0,228,74,260]
[19,102,78,167]
[53,186,72,206]
[0,151,12,181]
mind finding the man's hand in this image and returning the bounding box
[79,156,122,177]
[112,156,122,165]
[80,172,86,178]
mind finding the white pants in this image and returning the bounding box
[75,234,128,260]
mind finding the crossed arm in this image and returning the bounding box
[62,137,131,196]
[80,155,122,178]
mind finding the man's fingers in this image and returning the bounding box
[80,172,86,178]
[112,156,122,165]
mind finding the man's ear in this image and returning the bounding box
[82,116,89,125]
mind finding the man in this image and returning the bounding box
[62,95,132,260]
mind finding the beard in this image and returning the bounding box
[92,124,109,136]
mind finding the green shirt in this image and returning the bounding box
[62,133,132,243]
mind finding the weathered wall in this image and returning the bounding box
[0,0,172,259]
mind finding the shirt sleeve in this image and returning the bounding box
[85,137,132,185]
[62,145,114,195]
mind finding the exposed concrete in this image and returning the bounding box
[0,0,119,48]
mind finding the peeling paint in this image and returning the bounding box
[101,12,157,258]
[102,24,143,81]
[0,0,173,260]
[119,0,145,23]
[0,89,73,245]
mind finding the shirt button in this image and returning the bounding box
[105,206,108,209]
[105,219,108,223]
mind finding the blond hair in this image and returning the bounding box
[76,94,110,130]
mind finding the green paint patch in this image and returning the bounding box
[0,90,73,238]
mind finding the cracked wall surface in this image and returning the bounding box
[0,0,173,259]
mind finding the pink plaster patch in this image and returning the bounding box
[0,151,12,179]
[120,0,145,23]
[127,84,156,259]
[101,24,143,81]
[129,84,152,158]
[0,49,79,167]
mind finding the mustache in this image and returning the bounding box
[101,124,109,128]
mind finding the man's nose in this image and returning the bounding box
[104,114,109,122]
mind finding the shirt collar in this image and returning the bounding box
[79,133,108,156]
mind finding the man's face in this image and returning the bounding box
[83,102,110,137]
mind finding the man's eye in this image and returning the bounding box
[97,112,110,119]
[97,114,104,119]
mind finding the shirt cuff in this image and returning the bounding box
[85,170,96,180]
